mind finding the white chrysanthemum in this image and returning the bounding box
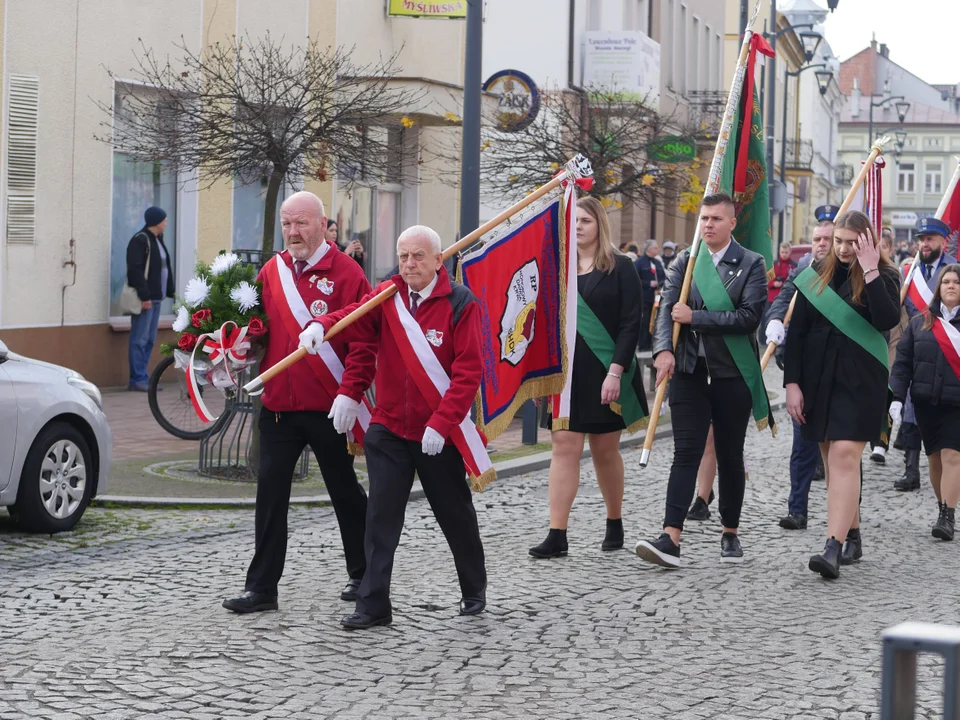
[210,252,240,276]
[183,276,211,307]
[229,281,260,313]
[171,306,191,333]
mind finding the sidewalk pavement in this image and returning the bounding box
[95,365,787,507]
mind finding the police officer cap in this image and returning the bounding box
[915,216,951,238]
[814,205,840,222]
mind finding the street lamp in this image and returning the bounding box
[895,128,907,149]
[867,81,911,143]
[798,32,824,63]
[779,62,832,242]
[826,0,840,10]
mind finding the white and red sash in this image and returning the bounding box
[931,314,960,382]
[263,255,372,447]
[381,291,496,491]
[904,261,934,313]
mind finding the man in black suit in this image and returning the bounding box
[634,240,666,350]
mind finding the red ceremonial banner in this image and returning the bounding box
[459,200,568,440]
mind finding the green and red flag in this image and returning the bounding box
[717,33,775,269]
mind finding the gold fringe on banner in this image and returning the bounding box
[347,442,365,457]
[549,188,574,432]
[609,402,650,436]
[470,467,498,493]
[476,375,564,441]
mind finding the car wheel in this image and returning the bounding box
[15,422,93,533]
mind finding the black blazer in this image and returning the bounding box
[126,228,174,302]
[572,254,648,425]
[652,239,767,378]
[891,310,960,408]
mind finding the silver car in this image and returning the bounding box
[0,337,112,533]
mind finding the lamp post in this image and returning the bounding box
[459,0,483,243]
[867,80,911,146]
[778,61,831,242]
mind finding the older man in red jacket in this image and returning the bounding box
[222,191,377,615]
[302,224,487,629]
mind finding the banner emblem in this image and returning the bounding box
[499,259,539,366]
[310,299,328,316]
[425,329,444,347]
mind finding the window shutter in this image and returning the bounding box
[5,75,39,244]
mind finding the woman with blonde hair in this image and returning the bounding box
[784,210,901,578]
[530,196,647,558]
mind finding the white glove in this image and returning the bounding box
[298,323,326,355]
[328,394,360,435]
[421,427,445,456]
[765,319,785,346]
[889,401,903,425]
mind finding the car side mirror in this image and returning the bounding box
[0,338,8,364]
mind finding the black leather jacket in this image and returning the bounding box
[652,239,767,378]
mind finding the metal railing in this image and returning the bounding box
[783,139,814,171]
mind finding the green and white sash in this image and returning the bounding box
[692,244,774,433]
[576,294,648,433]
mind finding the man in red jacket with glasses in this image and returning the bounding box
[303,224,488,630]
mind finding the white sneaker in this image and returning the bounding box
[870,446,886,464]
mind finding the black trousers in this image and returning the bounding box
[639,300,655,350]
[245,409,367,595]
[664,360,753,531]
[358,423,487,617]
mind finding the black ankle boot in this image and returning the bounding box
[895,449,921,491]
[602,518,624,551]
[933,505,956,541]
[840,528,863,566]
[529,528,568,558]
[809,537,842,579]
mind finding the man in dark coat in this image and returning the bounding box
[634,240,666,350]
[125,206,175,391]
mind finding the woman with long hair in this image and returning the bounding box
[784,210,901,579]
[890,264,960,540]
[530,197,647,558]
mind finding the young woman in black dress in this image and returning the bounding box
[890,264,960,540]
[784,210,901,578]
[529,197,647,558]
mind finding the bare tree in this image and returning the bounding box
[456,86,711,213]
[97,34,423,256]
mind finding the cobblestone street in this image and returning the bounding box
[2,426,957,719]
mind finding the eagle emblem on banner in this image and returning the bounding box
[499,259,539,367]
[310,299,328,317]
[425,329,444,347]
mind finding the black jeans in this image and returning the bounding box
[664,360,753,531]
[245,409,367,595]
[358,423,486,617]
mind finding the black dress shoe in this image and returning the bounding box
[778,513,807,530]
[840,528,863,565]
[340,577,362,602]
[601,518,624,550]
[459,596,486,616]
[808,537,842,579]
[529,528,568,558]
[222,591,278,614]
[341,612,392,630]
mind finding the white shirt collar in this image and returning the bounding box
[410,271,440,304]
[942,303,959,322]
[296,241,330,270]
[709,240,732,267]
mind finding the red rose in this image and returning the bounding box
[246,317,267,337]
[178,333,198,351]
[191,309,212,328]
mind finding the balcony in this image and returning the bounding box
[783,139,814,172]
[686,90,727,137]
[837,164,855,185]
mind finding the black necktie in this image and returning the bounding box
[410,292,421,316]
[294,260,307,279]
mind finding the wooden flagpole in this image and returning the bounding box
[898,157,960,305]
[243,155,593,395]
[758,136,890,372]
[637,1,764,469]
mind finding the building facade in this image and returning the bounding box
[838,38,960,242]
[0,0,470,386]
[480,0,726,251]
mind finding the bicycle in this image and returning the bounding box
[148,354,233,440]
